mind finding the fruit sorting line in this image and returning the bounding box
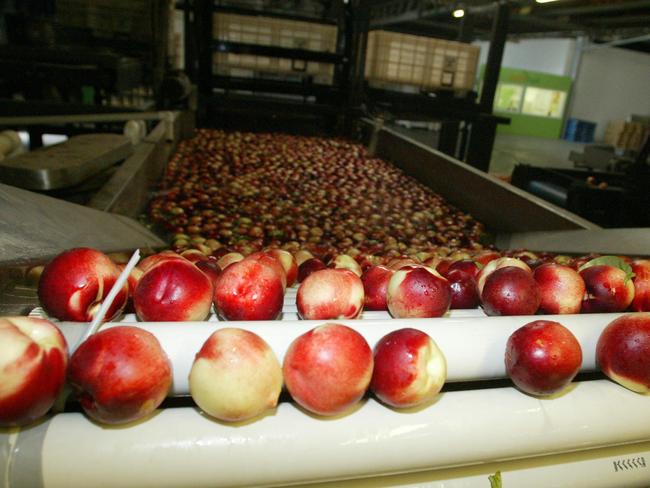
[3,114,650,487]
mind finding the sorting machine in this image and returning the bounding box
[2,113,650,487]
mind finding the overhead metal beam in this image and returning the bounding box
[583,14,650,26]
[509,13,585,33]
[536,0,650,17]
[584,33,650,50]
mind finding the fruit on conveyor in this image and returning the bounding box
[386,266,451,318]
[68,326,172,425]
[597,314,650,393]
[266,248,298,287]
[189,328,282,422]
[296,268,364,320]
[361,265,394,311]
[579,257,635,313]
[38,247,128,323]
[445,268,480,310]
[297,257,327,283]
[148,130,485,258]
[533,263,585,315]
[0,317,69,426]
[134,257,214,322]
[371,328,446,408]
[505,320,583,396]
[631,260,650,312]
[476,257,532,296]
[213,253,285,321]
[283,323,373,416]
[481,266,541,317]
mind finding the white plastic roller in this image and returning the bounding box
[2,380,650,488]
[56,311,626,397]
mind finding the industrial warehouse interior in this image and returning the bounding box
[2,1,650,487]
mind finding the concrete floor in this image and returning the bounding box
[490,133,587,176]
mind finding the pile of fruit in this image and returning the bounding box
[147,130,486,258]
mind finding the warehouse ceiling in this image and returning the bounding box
[365,0,650,52]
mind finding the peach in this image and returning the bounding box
[189,328,282,422]
[216,252,244,270]
[371,328,446,408]
[580,262,635,313]
[445,259,480,279]
[330,254,362,277]
[445,269,480,309]
[597,314,650,393]
[533,263,585,314]
[247,251,287,289]
[506,320,582,396]
[297,257,327,283]
[361,265,394,311]
[386,266,451,318]
[481,266,540,316]
[195,259,222,288]
[68,326,172,424]
[296,268,364,320]
[387,257,419,271]
[283,323,373,415]
[472,250,501,266]
[213,255,285,321]
[294,249,315,266]
[631,260,650,312]
[134,258,213,322]
[0,317,68,426]
[38,247,128,322]
[180,249,210,263]
[138,250,187,273]
[476,257,531,296]
[266,248,298,286]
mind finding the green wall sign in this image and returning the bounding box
[481,66,573,139]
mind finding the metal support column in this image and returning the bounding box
[346,1,369,134]
[194,0,213,126]
[184,0,197,81]
[465,1,509,172]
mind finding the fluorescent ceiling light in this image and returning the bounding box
[452,8,465,18]
[535,0,560,3]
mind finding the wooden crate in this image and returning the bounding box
[213,13,337,85]
[365,31,479,92]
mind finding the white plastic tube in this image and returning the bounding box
[2,380,650,488]
[57,312,626,396]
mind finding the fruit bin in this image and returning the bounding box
[4,286,650,488]
[213,13,337,85]
[364,31,480,92]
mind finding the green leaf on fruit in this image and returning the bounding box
[578,256,635,283]
[488,470,502,488]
